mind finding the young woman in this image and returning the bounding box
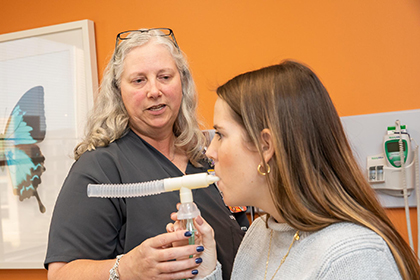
[175,60,420,279]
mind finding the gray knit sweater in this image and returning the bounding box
[202,215,402,280]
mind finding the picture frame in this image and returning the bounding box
[0,19,98,268]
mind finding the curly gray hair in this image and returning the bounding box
[74,29,206,166]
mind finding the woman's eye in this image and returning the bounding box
[159,75,171,80]
[133,78,145,84]
[215,131,223,140]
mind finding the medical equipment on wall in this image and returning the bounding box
[367,120,420,251]
[87,171,219,248]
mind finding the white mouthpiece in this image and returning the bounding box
[163,173,219,192]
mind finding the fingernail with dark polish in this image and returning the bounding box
[192,269,199,275]
[184,231,192,237]
[195,257,202,264]
[196,246,204,252]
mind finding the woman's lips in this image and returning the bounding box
[148,104,166,111]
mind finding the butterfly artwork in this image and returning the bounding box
[0,86,47,213]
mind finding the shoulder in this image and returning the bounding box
[75,132,136,168]
[305,223,401,279]
[246,215,267,232]
[306,222,391,257]
[69,139,128,184]
[239,215,269,244]
[309,222,387,250]
[75,144,118,169]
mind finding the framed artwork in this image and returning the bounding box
[0,20,98,268]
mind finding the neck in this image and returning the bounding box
[130,126,175,158]
[271,213,286,224]
[251,204,286,223]
[252,188,286,223]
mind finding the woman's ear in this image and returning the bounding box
[260,128,275,163]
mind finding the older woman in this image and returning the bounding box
[45,29,246,280]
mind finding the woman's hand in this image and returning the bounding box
[193,215,218,278]
[167,213,218,279]
[118,230,204,280]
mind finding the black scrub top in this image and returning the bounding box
[45,130,246,279]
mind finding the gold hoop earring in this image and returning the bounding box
[257,163,270,176]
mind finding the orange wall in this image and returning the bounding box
[1,0,420,279]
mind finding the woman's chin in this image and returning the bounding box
[217,182,242,206]
[222,195,238,208]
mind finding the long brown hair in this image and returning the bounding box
[216,60,420,279]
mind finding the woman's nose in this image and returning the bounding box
[146,79,162,98]
[206,137,217,162]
